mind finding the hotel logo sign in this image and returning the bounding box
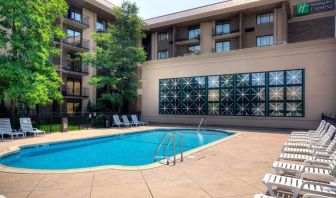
[295,0,335,16]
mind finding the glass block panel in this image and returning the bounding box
[208,76,220,88]
[194,103,206,115]
[170,103,180,114]
[252,72,265,86]
[269,102,284,116]
[236,103,250,116]
[286,70,303,85]
[208,89,219,102]
[269,71,284,86]
[269,87,284,101]
[286,86,302,100]
[220,89,234,103]
[194,77,206,89]
[251,103,265,116]
[170,78,181,90]
[182,90,194,102]
[251,87,265,101]
[220,74,234,88]
[182,103,195,115]
[169,91,180,103]
[160,91,170,102]
[194,89,206,102]
[221,102,234,115]
[237,74,250,87]
[237,88,250,102]
[160,79,170,90]
[286,102,303,117]
[208,103,219,115]
[160,103,171,114]
[182,77,194,89]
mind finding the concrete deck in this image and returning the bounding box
[0,126,289,198]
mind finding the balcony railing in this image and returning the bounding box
[61,61,89,74]
[65,15,89,27]
[62,86,89,97]
[212,29,240,37]
[175,35,201,43]
[63,36,90,50]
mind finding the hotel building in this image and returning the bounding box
[140,0,336,129]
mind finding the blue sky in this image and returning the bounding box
[106,0,226,19]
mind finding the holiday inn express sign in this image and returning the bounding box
[295,0,335,16]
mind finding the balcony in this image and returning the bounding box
[58,61,89,76]
[212,29,240,40]
[63,15,90,29]
[62,86,89,98]
[175,35,200,46]
[62,36,90,51]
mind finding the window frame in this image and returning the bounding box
[256,12,274,25]
[157,50,169,59]
[256,35,274,47]
[215,21,230,35]
[158,32,169,41]
[188,45,201,54]
[68,5,82,22]
[96,18,107,32]
[215,40,231,52]
[188,26,200,40]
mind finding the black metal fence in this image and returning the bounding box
[0,112,141,133]
[322,113,336,126]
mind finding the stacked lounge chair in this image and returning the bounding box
[19,118,45,137]
[255,120,336,198]
[0,118,25,139]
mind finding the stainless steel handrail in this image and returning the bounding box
[154,132,184,165]
[153,134,170,162]
[197,118,207,132]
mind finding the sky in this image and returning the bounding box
[106,0,226,19]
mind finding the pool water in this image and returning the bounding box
[0,129,233,170]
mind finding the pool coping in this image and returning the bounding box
[0,127,240,174]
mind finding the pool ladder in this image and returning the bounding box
[197,118,207,132]
[153,133,183,165]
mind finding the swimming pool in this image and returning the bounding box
[0,129,234,170]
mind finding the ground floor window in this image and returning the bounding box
[159,69,304,117]
[257,35,273,47]
[215,41,230,52]
[158,50,168,59]
[66,101,81,114]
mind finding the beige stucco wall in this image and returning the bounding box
[141,38,336,129]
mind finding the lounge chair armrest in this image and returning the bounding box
[302,165,331,172]
[313,153,332,158]
[303,160,329,166]
[299,181,336,192]
[300,172,335,182]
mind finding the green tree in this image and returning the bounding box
[85,1,146,113]
[0,0,67,112]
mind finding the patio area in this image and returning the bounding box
[0,126,289,198]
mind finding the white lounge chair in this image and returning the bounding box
[131,115,148,126]
[262,173,336,198]
[112,115,128,127]
[254,193,330,198]
[19,117,45,137]
[272,159,336,179]
[0,118,25,139]
[121,115,137,126]
[287,124,332,142]
[283,125,336,149]
[290,120,326,136]
[278,150,336,163]
[282,138,336,155]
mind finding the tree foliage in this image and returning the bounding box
[85,1,146,113]
[0,0,67,110]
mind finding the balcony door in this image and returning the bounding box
[66,28,82,46]
[68,5,82,22]
[66,78,81,96]
[66,100,81,114]
[66,52,82,72]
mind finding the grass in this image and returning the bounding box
[36,124,82,133]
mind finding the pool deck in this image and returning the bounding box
[0,125,290,198]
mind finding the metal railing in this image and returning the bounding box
[62,86,89,97]
[175,35,201,42]
[197,118,207,132]
[154,132,184,165]
[61,61,89,74]
[212,29,240,37]
[65,15,90,27]
[63,36,90,50]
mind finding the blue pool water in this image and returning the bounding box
[0,129,233,170]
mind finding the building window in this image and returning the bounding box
[188,45,201,53]
[215,21,230,35]
[96,18,107,32]
[66,52,82,72]
[158,50,168,59]
[158,32,169,41]
[67,5,82,22]
[257,35,273,47]
[215,41,230,52]
[66,101,81,114]
[66,78,81,96]
[256,13,274,25]
[188,27,200,40]
[66,28,82,45]
[159,69,304,117]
